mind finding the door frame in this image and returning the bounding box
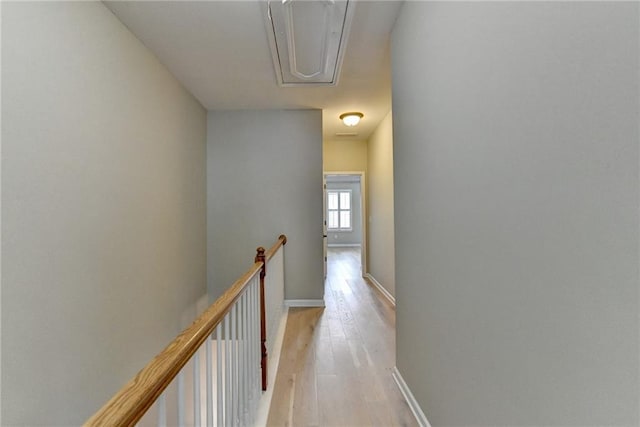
[323,171,367,276]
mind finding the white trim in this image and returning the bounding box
[327,243,361,248]
[255,307,289,427]
[392,367,431,427]
[284,299,325,307]
[364,273,395,306]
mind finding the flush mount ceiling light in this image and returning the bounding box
[340,112,363,127]
[264,0,355,86]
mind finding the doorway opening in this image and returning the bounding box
[323,172,366,278]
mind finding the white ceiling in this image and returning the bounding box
[104,0,402,140]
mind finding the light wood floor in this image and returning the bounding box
[266,248,418,427]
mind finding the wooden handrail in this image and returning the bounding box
[265,234,287,262]
[85,234,287,427]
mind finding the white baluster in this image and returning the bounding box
[231,304,237,426]
[252,278,258,403]
[194,350,201,426]
[177,370,185,427]
[206,334,213,426]
[237,293,244,425]
[216,323,223,427]
[157,393,166,427]
[257,277,261,394]
[249,279,255,409]
[225,313,231,426]
[248,283,253,404]
[242,291,248,423]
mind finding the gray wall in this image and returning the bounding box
[392,2,639,426]
[207,110,323,301]
[366,111,395,297]
[2,2,207,425]
[326,177,362,246]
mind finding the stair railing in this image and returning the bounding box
[85,235,287,427]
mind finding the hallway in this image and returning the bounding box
[266,248,417,426]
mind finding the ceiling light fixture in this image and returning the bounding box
[340,112,364,127]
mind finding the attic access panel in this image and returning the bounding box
[265,0,355,86]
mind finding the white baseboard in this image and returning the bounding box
[255,307,289,427]
[284,299,325,307]
[327,243,361,248]
[364,273,395,306]
[392,367,431,427]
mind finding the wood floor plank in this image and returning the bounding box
[314,336,334,375]
[292,355,319,426]
[266,248,418,427]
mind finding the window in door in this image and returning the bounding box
[327,190,351,231]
